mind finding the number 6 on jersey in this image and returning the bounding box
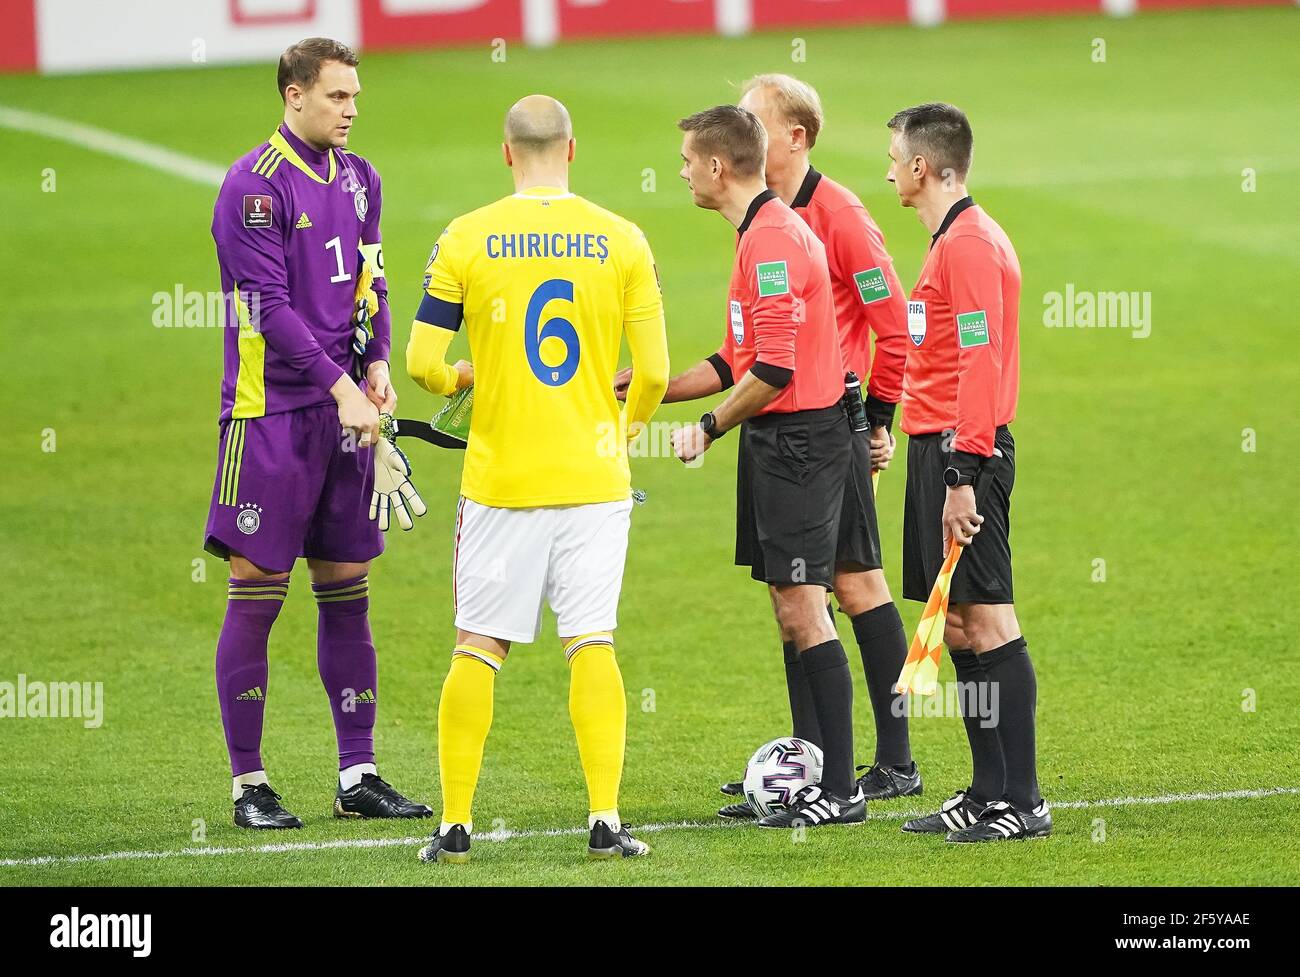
[525,278,580,386]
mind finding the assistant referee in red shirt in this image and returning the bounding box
[631,105,864,828]
[886,103,1049,842]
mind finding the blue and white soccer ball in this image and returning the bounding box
[743,737,824,819]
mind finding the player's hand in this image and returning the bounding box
[334,381,381,448]
[613,367,633,402]
[370,421,428,531]
[453,359,474,391]
[869,426,896,472]
[671,423,712,464]
[365,361,397,414]
[942,484,983,548]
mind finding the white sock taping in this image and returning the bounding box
[441,820,471,836]
[339,762,377,790]
[233,769,268,801]
[589,808,620,831]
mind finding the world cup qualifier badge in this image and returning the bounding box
[243,194,273,228]
[236,503,263,535]
[353,187,368,221]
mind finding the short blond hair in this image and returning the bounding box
[741,73,824,148]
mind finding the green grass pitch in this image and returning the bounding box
[1,7,1298,886]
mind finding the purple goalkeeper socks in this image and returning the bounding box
[216,577,289,776]
[313,574,378,771]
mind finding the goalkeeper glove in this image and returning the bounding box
[351,251,379,365]
[370,414,427,532]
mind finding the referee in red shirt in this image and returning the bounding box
[636,105,863,827]
[886,103,1049,842]
[736,73,921,810]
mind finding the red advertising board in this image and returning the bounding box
[947,0,1096,16]
[0,0,37,72]
[560,0,716,38]
[751,0,910,28]
[359,0,524,49]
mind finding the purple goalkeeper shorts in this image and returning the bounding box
[203,404,383,573]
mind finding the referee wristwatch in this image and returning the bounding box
[699,411,726,439]
[943,466,975,488]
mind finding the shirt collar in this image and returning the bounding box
[513,185,574,200]
[737,188,779,237]
[272,124,336,184]
[790,165,821,210]
[930,195,975,247]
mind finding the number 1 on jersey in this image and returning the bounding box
[525,278,580,386]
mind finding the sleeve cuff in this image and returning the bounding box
[362,344,390,371]
[948,449,985,479]
[706,352,735,391]
[863,393,896,432]
[750,361,793,389]
[307,351,348,394]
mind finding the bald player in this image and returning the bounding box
[408,96,670,863]
[726,74,918,812]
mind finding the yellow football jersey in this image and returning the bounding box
[419,187,667,508]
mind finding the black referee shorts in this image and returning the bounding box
[735,404,852,590]
[836,425,883,572]
[902,425,1016,605]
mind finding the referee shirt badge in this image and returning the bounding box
[907,300,927,346]
[853,266,891,305]
[756,260,789,297]
[957,310,990,348]
[730,300,745,344]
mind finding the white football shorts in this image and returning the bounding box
[452,496,633,643]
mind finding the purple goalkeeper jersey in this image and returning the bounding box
[211,123,390,421]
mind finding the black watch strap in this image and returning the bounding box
[943,466,975,488]
[700,411,726,439]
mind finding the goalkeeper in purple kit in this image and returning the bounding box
[203,37,430,828]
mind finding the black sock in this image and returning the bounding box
[799,640,854,798]
[978,637,1041,812]
[949,648,1005,804]
[783,640,822,746]
[850,603,912,768]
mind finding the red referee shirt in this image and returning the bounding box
[710,190,843,415]
[790,167,908,422]
[902,197,1021,458]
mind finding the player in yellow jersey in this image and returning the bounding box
[407,95,669,863]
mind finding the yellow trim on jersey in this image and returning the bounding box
[220,419,247,506]
[251,147,277,176]
[268,130,336,185]
[231,284,267,419]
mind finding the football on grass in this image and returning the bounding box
[743,737,824,819]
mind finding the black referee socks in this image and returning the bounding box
[799,640,855,798]
[950,648,1005,805]
[977,636,1042,812]
[850,603,912,768]
[783,640,823,747]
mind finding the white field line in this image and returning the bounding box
[2,786,1295,870]
[0,105,225,187]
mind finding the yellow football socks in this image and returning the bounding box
[565,633,625,817]
[438,645,504,829]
